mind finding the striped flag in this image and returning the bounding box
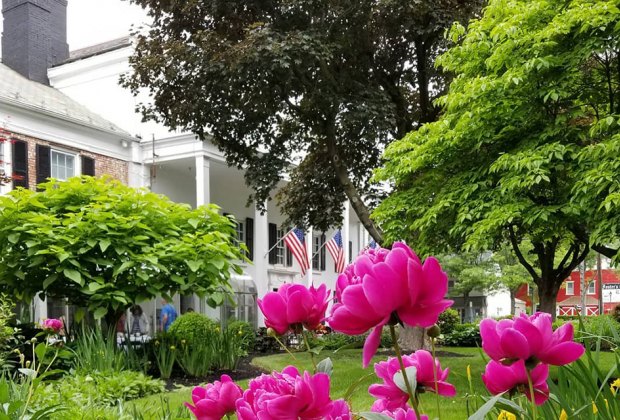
[284,228,310,275]
[326,230,345,273]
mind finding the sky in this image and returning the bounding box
[67,0,149,50]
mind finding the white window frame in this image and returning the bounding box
[235,220,245,244]
[565,281,574,296]
[275,228,286,265]
[587,280,596,295]
[50,149,76,181]
[312,234,321,270]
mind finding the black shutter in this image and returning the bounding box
[245,217,254,261]
[36,144,51,186]
[348,241,353,264]
[11,140,28,189]
[81,156,95,176]
[320,233,326,271]
[268,223,277,264]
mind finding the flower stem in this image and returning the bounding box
[274,335,298,361]
[430,336,441,419]
[389,324,421,418]
[302,330,317,372]
[526,369,537,420]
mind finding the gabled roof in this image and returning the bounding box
[0,63,133,138]
[558,296,599,306]
[64,36,132,64]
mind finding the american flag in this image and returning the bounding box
[284,228,310,275]
[326,230,345,273]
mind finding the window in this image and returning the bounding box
[312,235,321,270]
[51,150,75,180]
[235,220,245,244]
[588,280,596,295]
[565,281,574,295]
[276,228,286,265]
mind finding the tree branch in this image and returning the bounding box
[507,225,539,281]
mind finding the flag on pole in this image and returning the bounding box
[284,228,310,275]
[369,239,377,249]
[326,230,345,273]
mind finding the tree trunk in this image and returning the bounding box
[537,280,560,320]
[509,288,516,316]
[398,324,430,352]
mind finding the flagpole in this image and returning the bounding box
[310,237,330,260]
[263,227,295,258]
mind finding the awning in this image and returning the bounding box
[229,273,257,294]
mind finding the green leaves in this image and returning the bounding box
[0,176,244,321]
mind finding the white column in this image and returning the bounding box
[342,200,350,264]
[306,226,313,286]
[195,154,210,206]
[33,296,47,323]
[254,202,269,326]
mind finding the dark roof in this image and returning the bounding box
[61,37,132,64]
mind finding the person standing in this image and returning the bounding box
[127,305,150,335]
[160,298,178,332]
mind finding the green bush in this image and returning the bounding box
[576,315,620,350]
[33,370,164,417]
[227,320,255,353]
[442,323,481,347]
[72,327,124,373]
[437,308,460,335]
[309,329,393,351]
[167,312,218,347]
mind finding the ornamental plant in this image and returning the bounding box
[184,242,588,420]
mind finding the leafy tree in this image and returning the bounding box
[491,247,533,315]
[122,0,483,241]
[0,177,244,325]
[374,0,620,316]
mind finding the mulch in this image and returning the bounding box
[164,353,275,390]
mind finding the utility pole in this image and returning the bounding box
[580,261,586,316]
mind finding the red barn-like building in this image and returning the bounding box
[556,269,620,316]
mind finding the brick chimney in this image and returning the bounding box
[1,0,69,84]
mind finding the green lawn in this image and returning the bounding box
[130,347,619,419]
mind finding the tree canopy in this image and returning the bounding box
[0,177,244,321]
[122,0,483,241]
[374,0,620,315]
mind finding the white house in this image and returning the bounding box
[0,1,372,333]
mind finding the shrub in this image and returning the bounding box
[437,308,460,335]
[442,323,481,347]
[167,313,218,347]
[612,304,620,324]
[227,320,255,353]
[576,315,620,350]
[151,334,177,379]
[72,327,125,373]
[254,328,281,353]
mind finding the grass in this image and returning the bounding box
[129,347,619,419]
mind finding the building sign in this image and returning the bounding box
[602,284,620,303]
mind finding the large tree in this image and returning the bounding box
[122,0,483,240]
[0,176,244,324]
[374,0,620,317]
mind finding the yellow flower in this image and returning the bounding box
[611,378,620,395]
[466,365,472,382]
[170,345,176,350]
[497,410,516,420]
[559,409,568,420]
[593,401,598,414]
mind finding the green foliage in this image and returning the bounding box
[167,312,218,348]
[151,335,177,380]
[442,323,481,347]
[376,0,620,311]
[123,0,483,234]
[0,295,16,368]
[577,315,620,350]
[310,329,393,351]
[440,252,501,297]
[0,176,244,319]
[36,370,164,408]
[213,327,246,371]
[72,327,125,373]
[438,308,461,335]
[227,320,255,353]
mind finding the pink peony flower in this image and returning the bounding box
[369,350,456,411]
[482,360,550,405]
[326,399,353,420]
[372,404,430,420]
[185,374,243,420]
[257,283,329,335]
[42,318,63,333]
[480,312,584,366]
[235,366,334,420]
[329,242,453,367]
